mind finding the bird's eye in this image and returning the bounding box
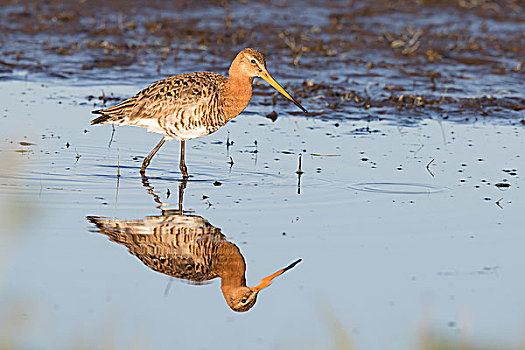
[250,59,256,65]
[241,298,247,304]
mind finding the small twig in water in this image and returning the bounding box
[493,90,511,97]
[439,86,449,104]
[296,154,304,195]
[115,151,120,205]
[293,51,303,66]
[75,150,81,164]
[426,158,435,177]
[115,174,120,205]
[117,148,120,178]
[108,124,116,148]
[226,131,233,151]
[296,154,304,175]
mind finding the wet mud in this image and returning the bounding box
[1,0,523,122]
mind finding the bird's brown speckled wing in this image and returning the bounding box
[94,72,228,139]
[87,214,226,283]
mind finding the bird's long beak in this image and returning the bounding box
[251,258,302,293]
[260,71,308,113]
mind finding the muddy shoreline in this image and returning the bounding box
[1,0,523,123]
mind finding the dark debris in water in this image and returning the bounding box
[265,110,278,122]
[87,91,122,105]
[495,182,511,189]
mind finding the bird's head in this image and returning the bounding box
[222,286,259,312]
[221,258,302,312]
[232,48,308,113]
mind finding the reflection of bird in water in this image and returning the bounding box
[87,178,301,312]
[88,213,300,312]
[91,48,308,177]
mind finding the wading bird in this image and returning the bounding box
[91,48,307,177]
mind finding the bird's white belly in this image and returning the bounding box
[130,118,166,135]
[172,126,210,141]
[134,118,209,141]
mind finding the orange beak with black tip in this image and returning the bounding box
[259,70,308,114]
[251,258,302,293]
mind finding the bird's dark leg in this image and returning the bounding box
[177,177,187,213]
[180,140,189,179]
[141,137,167,175]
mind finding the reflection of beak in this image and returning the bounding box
[260,71,308,113]
[252,258,302,293]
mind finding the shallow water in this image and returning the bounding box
[1,1,524,349]
[1,78,524,350]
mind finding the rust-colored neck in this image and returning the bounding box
[215,242,247,293]
[221,58,254,120]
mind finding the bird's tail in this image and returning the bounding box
[87,215,133,245]
[90,109,129,125]
[90,112,114,125]
[91,97,140,125]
